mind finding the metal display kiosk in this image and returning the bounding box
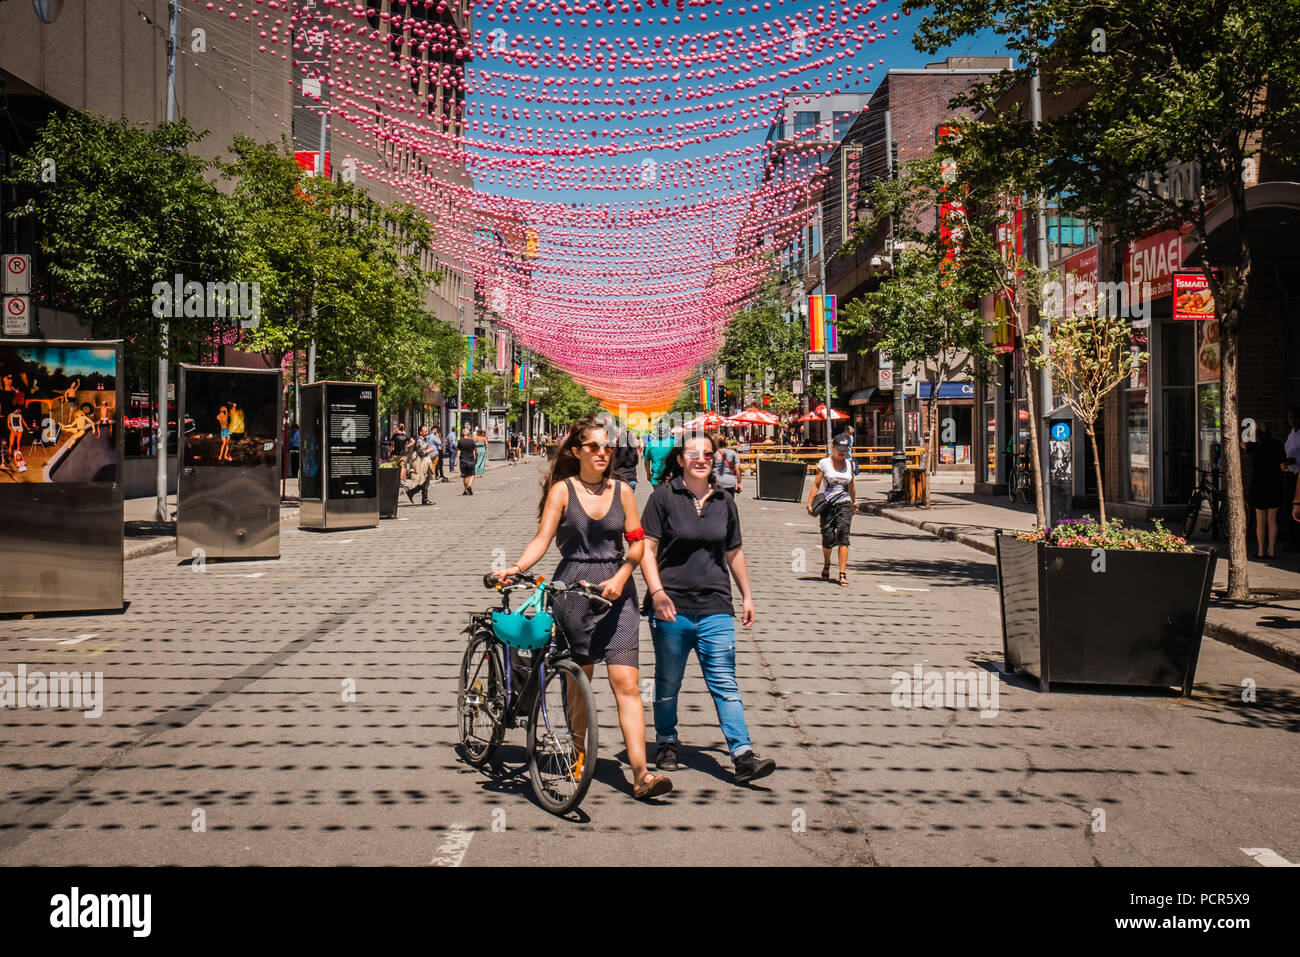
[298,381,379,530]
[177,365,283,560]
[0,339,124,613]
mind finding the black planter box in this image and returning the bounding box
[756,459,807,502]
[995,532,1216,695]
[378,467,400,519]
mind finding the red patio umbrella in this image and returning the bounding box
[727,407,781,425]
[795,404,848,422]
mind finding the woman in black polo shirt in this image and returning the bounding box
[640,432,776,785]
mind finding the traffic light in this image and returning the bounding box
[529,399,536,406]
[762,394,771,407]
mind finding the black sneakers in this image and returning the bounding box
[655,742,679,772]
[733,751,776,784]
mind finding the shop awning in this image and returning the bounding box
[848,388,876,406]
[917,381,976,400]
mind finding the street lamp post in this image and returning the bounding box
[154,0,179,524]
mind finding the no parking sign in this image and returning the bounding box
[3,254,31,294]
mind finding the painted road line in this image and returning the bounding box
[20,633,97,645]
[1241,847,1297,867]
[431,824,475,866]
[879,584,929,593]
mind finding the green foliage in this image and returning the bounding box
[6,113,237,357]
[768,390,799,417]
[719,275,804,389]
[533,363,602,427]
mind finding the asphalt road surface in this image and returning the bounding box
[1,462,1297,866]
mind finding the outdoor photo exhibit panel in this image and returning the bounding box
[298,381,378,530]
[0,340,124,613]
[177,365,282,560]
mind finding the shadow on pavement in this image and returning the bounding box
[851,556,997,588]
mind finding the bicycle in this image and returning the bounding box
[1007,447,1034,504]
[1183,467,1226,540]
[456,571,606,815]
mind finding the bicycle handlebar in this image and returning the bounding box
[483,572,614,607]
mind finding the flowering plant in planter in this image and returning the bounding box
[1015,516,1196,553]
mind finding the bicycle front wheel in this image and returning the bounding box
[527,657,598,815]
[457,630,506,768]
[1007,469,1019,503]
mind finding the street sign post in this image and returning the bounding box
[879,367,894,390]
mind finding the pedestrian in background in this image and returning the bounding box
[474,427,488,478]
[430,427,446,482]
[643,424,677,487]
[808,433,856,586]
[405,426,433,505]
[1284,407,1300,551]
[711,434,741,494]
[613,427,641,491]
[1243,420,1285,559]
[389,423,410,481]
[457,427,477,495]
[640,431,774,785]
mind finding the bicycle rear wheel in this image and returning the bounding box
[457,629,506,768]
[1183,492,1204,539]
[1007,468,1019,503]
[527,657,598,815]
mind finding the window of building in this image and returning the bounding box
[1160,322,1196,504]
[794,111,820,138]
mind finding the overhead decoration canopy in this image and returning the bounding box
[211,0,908,414]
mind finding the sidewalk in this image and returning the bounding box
[122,456,522,561]
[857,473,1300,674]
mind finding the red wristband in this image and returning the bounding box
[624,528,646,543]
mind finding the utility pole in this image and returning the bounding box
[885,113,906,501]
[817,204,832,459]
[455,300,465,439]
[308,84,327,386]
[155,0,179,524]
[1029,25,1054,528]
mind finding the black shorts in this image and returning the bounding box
[459,459,475,477]
[820,500,853,548]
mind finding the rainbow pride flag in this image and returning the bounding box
[808,295,839,352]
[518,361,528,390]
[699,377,713,407]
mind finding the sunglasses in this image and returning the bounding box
[683,450,714,461]
[578,441,612,454]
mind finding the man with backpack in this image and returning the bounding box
[389,423,411,481]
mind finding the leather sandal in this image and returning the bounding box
[634,772,673,800]
[820,562,831,582]
[839,572,849,587]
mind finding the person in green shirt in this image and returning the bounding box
[643,427,679,487]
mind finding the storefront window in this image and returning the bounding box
[984,398,997,481]
[936,402,973,465]
[1198,383,1221,472]
[1125,388,1151,503]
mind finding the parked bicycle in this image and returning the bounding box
[456,571,606,815]
[1007,445,1034,504]
[1183,467,1227,540]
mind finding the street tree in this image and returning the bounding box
[6,113,238,357]
[914,0,1300,597]
[719,275,805,392]
[841,154,1000,477]
[1026,302,1147,528]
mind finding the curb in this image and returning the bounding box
[860,501,997,556]
[860,500,1300,675]
[124,539,174,562]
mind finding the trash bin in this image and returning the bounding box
[904,466,928,505]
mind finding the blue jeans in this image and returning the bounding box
[650,613,751,756]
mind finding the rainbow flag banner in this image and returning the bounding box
[518,361,528,390]
[808,295,839,353]
[699,377,713,407]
